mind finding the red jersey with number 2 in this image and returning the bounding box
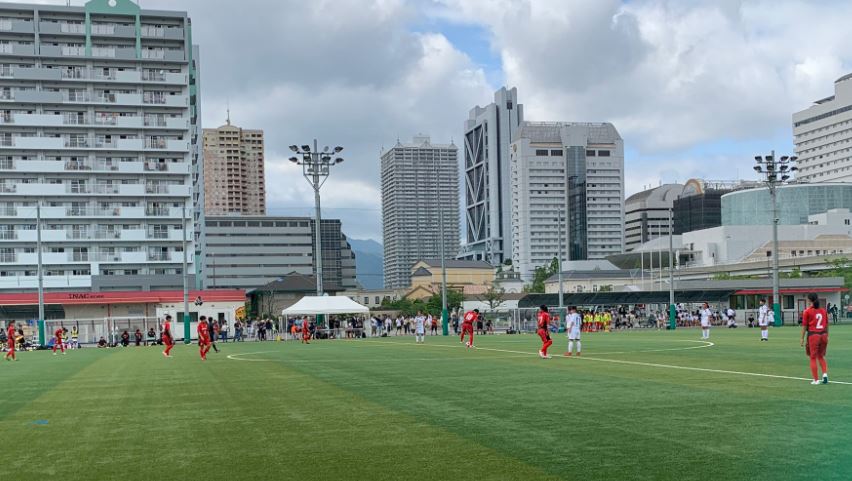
[538,312,551,331]
[803,307,829,334]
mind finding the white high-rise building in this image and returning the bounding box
[459,87,523,266]
[0,0,200,292]
[793,73,852,182]
[510,122,624,281]
[381,135,459,289]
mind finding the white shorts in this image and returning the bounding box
[568,330,581,340]
[701,322,710,328]
[758,322,768,328]
[416,329,424,335]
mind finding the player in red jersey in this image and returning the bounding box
[52,327,66,355]
[537,305,553,359]
[4,322,16,361]
[162,315,175,358]
[197,315,212,360]
[801,293,829,385]
[460,309,478,348]
[301,317,311,344]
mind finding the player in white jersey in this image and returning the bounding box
[700,303,713,339]
[564,306,582,357]
[414,311,426,344]
[757,298,770,341]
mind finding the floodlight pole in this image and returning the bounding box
[668,207,676,330]
[754,150,797,327]
[289,140,344,297]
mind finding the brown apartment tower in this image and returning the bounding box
[202,116,265,215]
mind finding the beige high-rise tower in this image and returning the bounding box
[202,116,265,215]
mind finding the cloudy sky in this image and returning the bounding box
[63,0,852,242]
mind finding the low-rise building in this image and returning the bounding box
[406,259,495,300]
[340,288,406,309]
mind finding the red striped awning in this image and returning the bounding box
[734,288,848,295]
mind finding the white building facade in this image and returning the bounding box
[624,183,685,252]
[510,122,625,281]
[793,73,852,182]
[459,87,523,266]
[381,135,459,289]
[0,0,200,292]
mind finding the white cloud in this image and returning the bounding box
[437,0,852,194]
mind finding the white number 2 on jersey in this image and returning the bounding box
[815,314,824,330]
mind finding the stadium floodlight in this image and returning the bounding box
[753,150,797,328]
[288,139,344,296]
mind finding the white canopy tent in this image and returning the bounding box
[283,296,372,337]
[282,296,369,316]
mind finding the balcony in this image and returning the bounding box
[0,206,16,216]
[93,229,121,240]
[64,138,91,148]
[66,230,90,240]
[91,24,136,38]
[147,252,176,262]
[0,252,17,263]
[141,26,184,40]
[64,92,92,103]
[0,137,65,149]
[145,184,170,194]
[12,67,63,81]
[14,90,65,103]
[91,184,120,195]
[39,22,85,36]
[66,207,122,217]
[0,19,35,34]
[0,44,35,56]
[0,230,17,240]
[145,207,181,217]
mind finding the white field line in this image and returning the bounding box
[225,350,529,363]
[359,340,852,386]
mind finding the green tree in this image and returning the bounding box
[526,257,560,293]
[477,284,507,312]
[426,289,463,314]
[819,257,852,289]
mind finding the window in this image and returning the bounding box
[598,150,611,157]
[550,149,563,156]
[535,149,549,156]
[586,150,596,157]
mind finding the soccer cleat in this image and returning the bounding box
[823,374,829,385]
[577,352,581,356]
[810,380,820,385]
[564,352,572,357]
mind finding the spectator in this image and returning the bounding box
[97,336,108,348]
[220,321,229,342]
[134,329,143,346]
[120,330,130,347]
[147,327,158,345]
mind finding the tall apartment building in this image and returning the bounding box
[204,215,356,291]
[459,87,523,265]
[0,0,200,292]
[793,73,852,182]
[381,135,459,289]
[509,122,624,281]
[202,118,265,215]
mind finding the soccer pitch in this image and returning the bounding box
[3,327,851,481]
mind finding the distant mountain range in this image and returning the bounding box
[348,238,383,289]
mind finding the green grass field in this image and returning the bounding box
[2,326,851,481]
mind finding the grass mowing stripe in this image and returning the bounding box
[2,345,564,481]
